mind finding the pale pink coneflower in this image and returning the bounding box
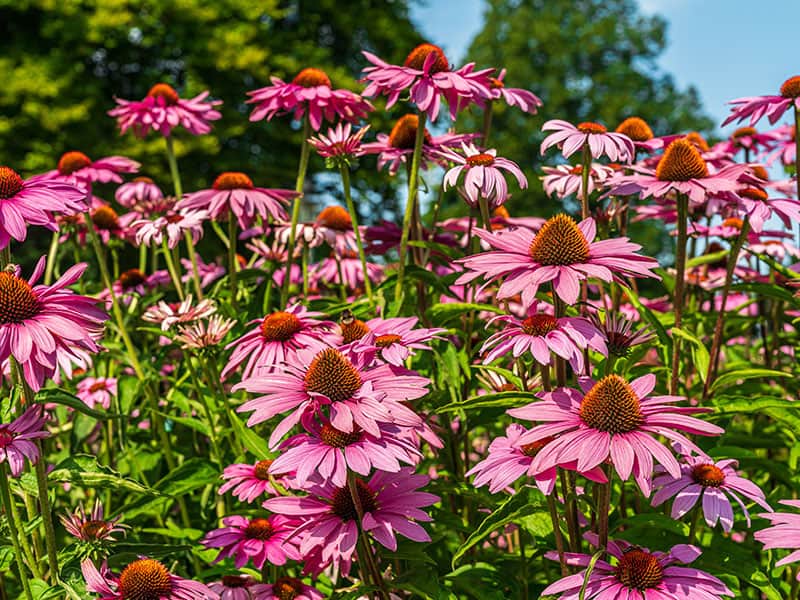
[269,420,422,487]
[652,451,771,531]
[0,258,106,392]
[509,374,724,495]
[0,405,48,477]
[541,120,635,163]
[485,68,542,114]
[441,143,527,209]
[60,499,126,543]
[263,468,438,575]
[308,123,369,163]
[115,176,164,208]
[0,166,86,247]
[108,82,222,137]
[457,213,659,307]
[755,500,800,578]
[131,208,207,249]
[234,345,429,448]
[467,423,607,495]
[480,310,606,371]
[201,514,301,569]
[174,315,235,350]
[218,460,294,504]
[609,137,751,206]
[247,67,373,131]
[177,172,297,230]
[541,163,615,200]
[722,75,800,127]
[542,538,733,599]
[142,295,217,331]
[81,557,217,599]
[361,114,479,176]
[361,43,493,121]
[221,304,338,381]
[76,377,117,410]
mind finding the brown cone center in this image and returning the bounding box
[780,76,800,98]
[577,122,607,134]
[91,206,120,230]
[292,68,331,88]
[520,314,559,337]
[118,558,173,600]
[404,43,449,73]
[0,167,24,199]
[616,549,664,590]
[331,478,378,520]
[341,318,370,343]
[147,83,180,105]
[388,114,432,149]
[529,214,590,265]
[691,463,725,487]
[253,459,273,480]
[655,139,708,182]
[119,268,146,290]
[316,205,352,230]
[0,272,41,324]
[320,423,363,448]
[260,311,303,342]
[304,348,363,403]
[273,577,305,600]
[244,517,275,540]
[213,172,254,191]
[579,375,644,434]
[615,117,653,141]
[58,151,92,175]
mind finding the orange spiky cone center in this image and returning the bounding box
[388,114,432,149]
[529,214,590,265]
[0,167,23,199]
[615,117,653,141]
[147,83,180,105]
[404,43,449,73]
[579,375,644,434]
[213,172,254,190]
[655,139,708,182]
[292,68,332,88]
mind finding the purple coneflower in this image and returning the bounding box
[131,209,207,249]
[202,515,301,569]
[541,163,615,200]
[0,405,48,477]
[541,120,635,163]
[115,176,164,208]
[81,557,217,599]
[218,460,292,503]
[441,143,527,209]
[722,75,800,127]
[76,377,117,410]
[61,499,126,543]
[108,82,222,137]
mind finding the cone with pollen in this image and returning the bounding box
[292,67,331,88]
[616,117,653,141]
[260,311,302,341]
[388,114,431,149]
[0,167,23,199]
[58,151,92,175]
[147,83,180,105]
[303,348,362,403]
[404,43,449,73]
[580,375,644,434]
[118,559,173,600]
[656,138,708,181]
[529,214,590,265]
[616,549,664,590]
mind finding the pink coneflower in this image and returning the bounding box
[115,176,164,208]
[308,123,369,162]
[730,186,800,233]
[722,75,800,127]
[457,213,659,307]
[60,499,126,543]
[609,138,750,206]
[0,259,106,392]
[588,311,655,357]
[615,116,663,152]
[76,377,117,410]
[486,68,542,114]
[467,423,607,495]
[81,557,217,599]
[41,151,140,190]
[202,515,301,569]
[441,143,527,209]
[218,460,292,503]
[208,575,258,600]
[270,420,421,487]
[0,405,48,477]
[361,43,492,121]
[755,500,800,576]
[313,250,385,293]
[542,539,733,599]
[480,310,606,371]
[715,125,779,156]
[235,345,429,448]
[358,316,444,367]
[313,205,359,253]
[541,120,635,163]
[180,255,225,289]
[87,202,138,246]
[177,172,296,230]
[247,67,372,130]
[361,114,478,175]
[508,374,724,495]
[263,468,437,574]
[541,163,615,200]
[174,315,235,349]
[222,304,338,381]
[131,208,207,249]
[108,82,222,137]
[652,452,770,531]
[0,166,86,247]
[250,578,323,600]
[142,295,217,331]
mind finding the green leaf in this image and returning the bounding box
[451,488,544,568]
[711,368,791,392]
[151,458,218,497]
[48,455,152,495]
[37,388,122,420]
[671,327,710,382]
[230,413,272,460]
[687,249,728,269]
[437,390,536,414]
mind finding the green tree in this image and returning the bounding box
[0,0,421,212]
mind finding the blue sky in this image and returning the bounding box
[411,0,800,134]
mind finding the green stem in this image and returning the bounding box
[478,196,492,233]
[0,466,34,600]
[794,107,800,246]
[281,116,313,305]
[394,110,427,303]
[670,194,689,396]
[597,465,612,554]
[44,232,60,285]
[4,470,42,578]
[546,494,568,576]
[164,136,183,198]
[703,217,751,397]
[228,211,239,309]
[348,473,390,600]
[687,503,702,545]
[161,241,185,301]
[183,233,204,299]
[339,166,373,303]
[580,145,592,220]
